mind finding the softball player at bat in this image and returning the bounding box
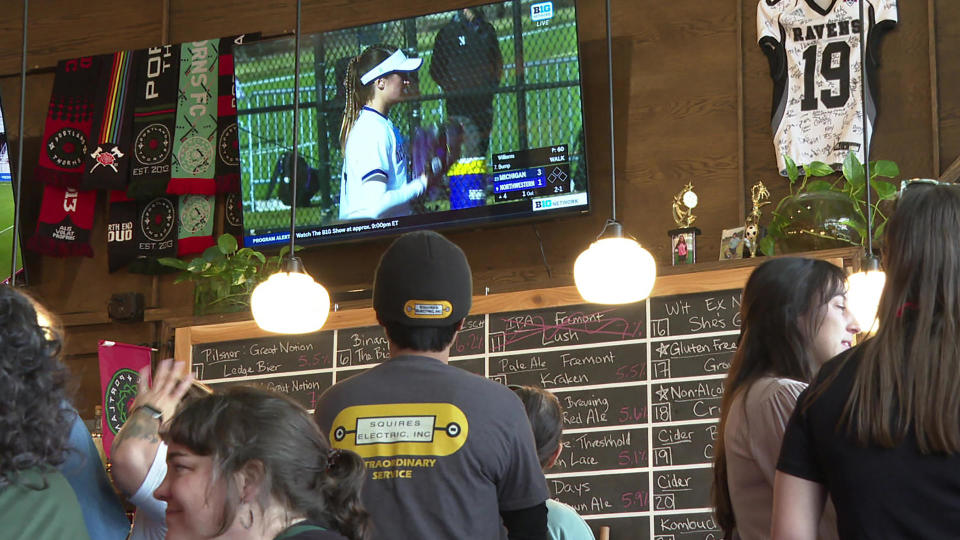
[338,45,425,220]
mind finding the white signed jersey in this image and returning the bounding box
[758,0,897,174]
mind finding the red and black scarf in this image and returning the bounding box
[26,185,96,257]
[36,56,103,188]
[215,33,260,193]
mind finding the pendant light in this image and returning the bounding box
[8,0,27,285]
[845,0,884,333]
[251,0,330,334]
[573,0,656,304]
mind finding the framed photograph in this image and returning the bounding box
[720,226,745,260]
[670,230,696,265]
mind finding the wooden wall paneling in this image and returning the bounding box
[0,2,165,77]
[621,0,740,265]
[927,0,939,176]
[868,1,933,179]
[63,353,102,417]
[740,0,788,212]
[935,0,960,175]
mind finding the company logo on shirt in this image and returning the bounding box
[329,402,469,458]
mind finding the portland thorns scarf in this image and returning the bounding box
[216,33,259,193]
[36,56,103,188]
[106,191,137,272]
[26,185,96,257]
[221,191,244,246]
[167,40,218,196]
[81,51,135,191]
[127,45,180,200]
[128,195,178,274]
[177,194,215,256]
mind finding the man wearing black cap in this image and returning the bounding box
[315,230,548,540]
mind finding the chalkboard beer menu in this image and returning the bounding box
[189,288,742,539]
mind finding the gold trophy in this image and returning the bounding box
[669,183,701,265]
[743,181,770,258]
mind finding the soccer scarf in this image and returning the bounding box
[36,56,102,188]
[168,40,218,195]
[177,194,215,256]
[81,50,135,191]
[221,191,244,246]
[216,33,259,193]
[26,185,96,257]
[106,191,138,272]
[128,195,178,274]
[127,45,180,201]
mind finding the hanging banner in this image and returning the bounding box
[98,340,153,460]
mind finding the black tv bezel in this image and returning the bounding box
[236,0,593,251]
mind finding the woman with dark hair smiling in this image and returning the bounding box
[712,257,859,539]
[772,182,960,538]
[156,385,369,540]
[0,286,90,540]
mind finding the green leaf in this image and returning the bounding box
[806,180,833,192]
[838,216,867,242]
[201,246,224,263]
[871,160,900,178]
[157,257,188,270]
[172,274,192,285]
[250,250,267,264]
[872,180,898,201]
[231,268,247,286]
[758,235,775,256]
[278,245,291,259]
[873,220,888,242]
[785,156,799,184]
[186,258,207,273]
[842,151,865,189]
[805,161,835,177]
[217,234,238,255]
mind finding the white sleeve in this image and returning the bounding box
[757,0,792,44]
[130,442,168,525]
[870,0,897,24]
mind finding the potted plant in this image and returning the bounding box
[158,234,297,316]
[759,152,900,256]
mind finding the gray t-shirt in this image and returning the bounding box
[315,354,548,540]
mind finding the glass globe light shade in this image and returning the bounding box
[847,268,886,334]
[251,270,330,334]
[574,237,656,304]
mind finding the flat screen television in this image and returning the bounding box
[0,92,24,283]
[234,0,588,248]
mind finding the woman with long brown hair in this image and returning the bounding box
[712,257,859,539]
[772,182,960,538]
[338,45,425,221]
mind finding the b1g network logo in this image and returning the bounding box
[531,1,554,22]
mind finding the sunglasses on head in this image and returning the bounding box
[898,178,957,197]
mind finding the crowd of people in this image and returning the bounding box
[3,180,960,540]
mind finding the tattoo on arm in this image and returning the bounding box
[113,407,160,450]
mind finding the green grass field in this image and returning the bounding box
[236,0,584,233]
[0,182,23,283]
